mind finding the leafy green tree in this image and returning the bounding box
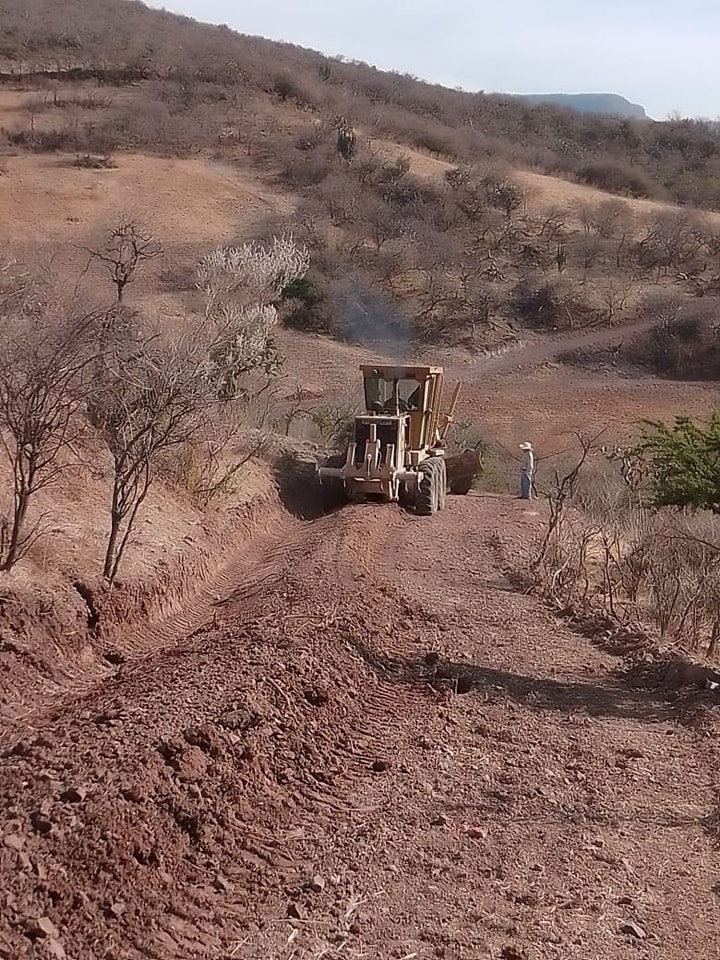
[635,411,720,510]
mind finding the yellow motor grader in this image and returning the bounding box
[317,364,482,514]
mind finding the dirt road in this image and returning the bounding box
[2,493,718,959]
[446,318,657,380]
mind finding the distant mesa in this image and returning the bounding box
[519,93,648,120]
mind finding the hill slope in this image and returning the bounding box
[1,0,719,205]
[2,0,720,373]
[3,0,720,366]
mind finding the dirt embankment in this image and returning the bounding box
[1,494,718,960]
[0,453,302,735]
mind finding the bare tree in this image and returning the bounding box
[86,235,311,584]
[308,387,362,447]
[83,219,162,303]
[483,174,526,220]
[636,212,704,279]
[174,422,268,508]
[88,337,211,584]
[577,199,628,239]
[0,308,104,571]
[576,233,605,278]
[536,207,568,240]
[414,264,458,325]
[364,199,402,253]
[597,277,634,322]
[275,385,316,437]
[322,174,362,223]
[533,429,608,575]
[592,199,631,239]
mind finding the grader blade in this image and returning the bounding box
[445,447,482,495]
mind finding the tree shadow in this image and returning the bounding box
[272,452,325,520]
[345,634,674,724]
[347,634,720,844]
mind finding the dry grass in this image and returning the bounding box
[515,170,720,228]
[0,150,290,245]
[531,456,720,662]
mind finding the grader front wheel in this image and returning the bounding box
[415,460,437,515]
[416,458,446,515]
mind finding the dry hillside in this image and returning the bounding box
[1,4,720,959]
[2,0,720,367]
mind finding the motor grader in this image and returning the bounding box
[317,364,482,514]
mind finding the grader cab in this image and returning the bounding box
[317,364,481,514]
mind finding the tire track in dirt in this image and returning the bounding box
[1,498,447,958]
[2,492,719,958]
[250,503,434,791]
[0,496,302,746]
[357,493,720,958]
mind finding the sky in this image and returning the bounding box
[146,0,719,120]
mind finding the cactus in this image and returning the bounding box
[556,242,568,274]
[336,116,357,162]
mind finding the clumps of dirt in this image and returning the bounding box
[563,608,720,695]
[620,651,720,735]
[0,579,92,725]
[0,473,285,734]
[624,652,720,693]
[0,549,429,959]
[552,602,720,733]
[525,596,720,730]
[72,581,102,635]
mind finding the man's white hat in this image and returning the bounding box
[519,441,533,450]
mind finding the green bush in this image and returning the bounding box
[281,275,332,333]
[635,411,720,511]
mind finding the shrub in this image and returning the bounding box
[413,131,455,157]
[634,411,720,511]
[74,152,116,169]
[577,160,656,199]
[7,127,83,152]
[272,74,294,101]
[511,279,598,331]
[280,274,333,334]
[630,295,720,378]
[278,152,334,188]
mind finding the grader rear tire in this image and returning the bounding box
[415,459,437,516]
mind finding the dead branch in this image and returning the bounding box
[80,218,162,304]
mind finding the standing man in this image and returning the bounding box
[518,441,534,499]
